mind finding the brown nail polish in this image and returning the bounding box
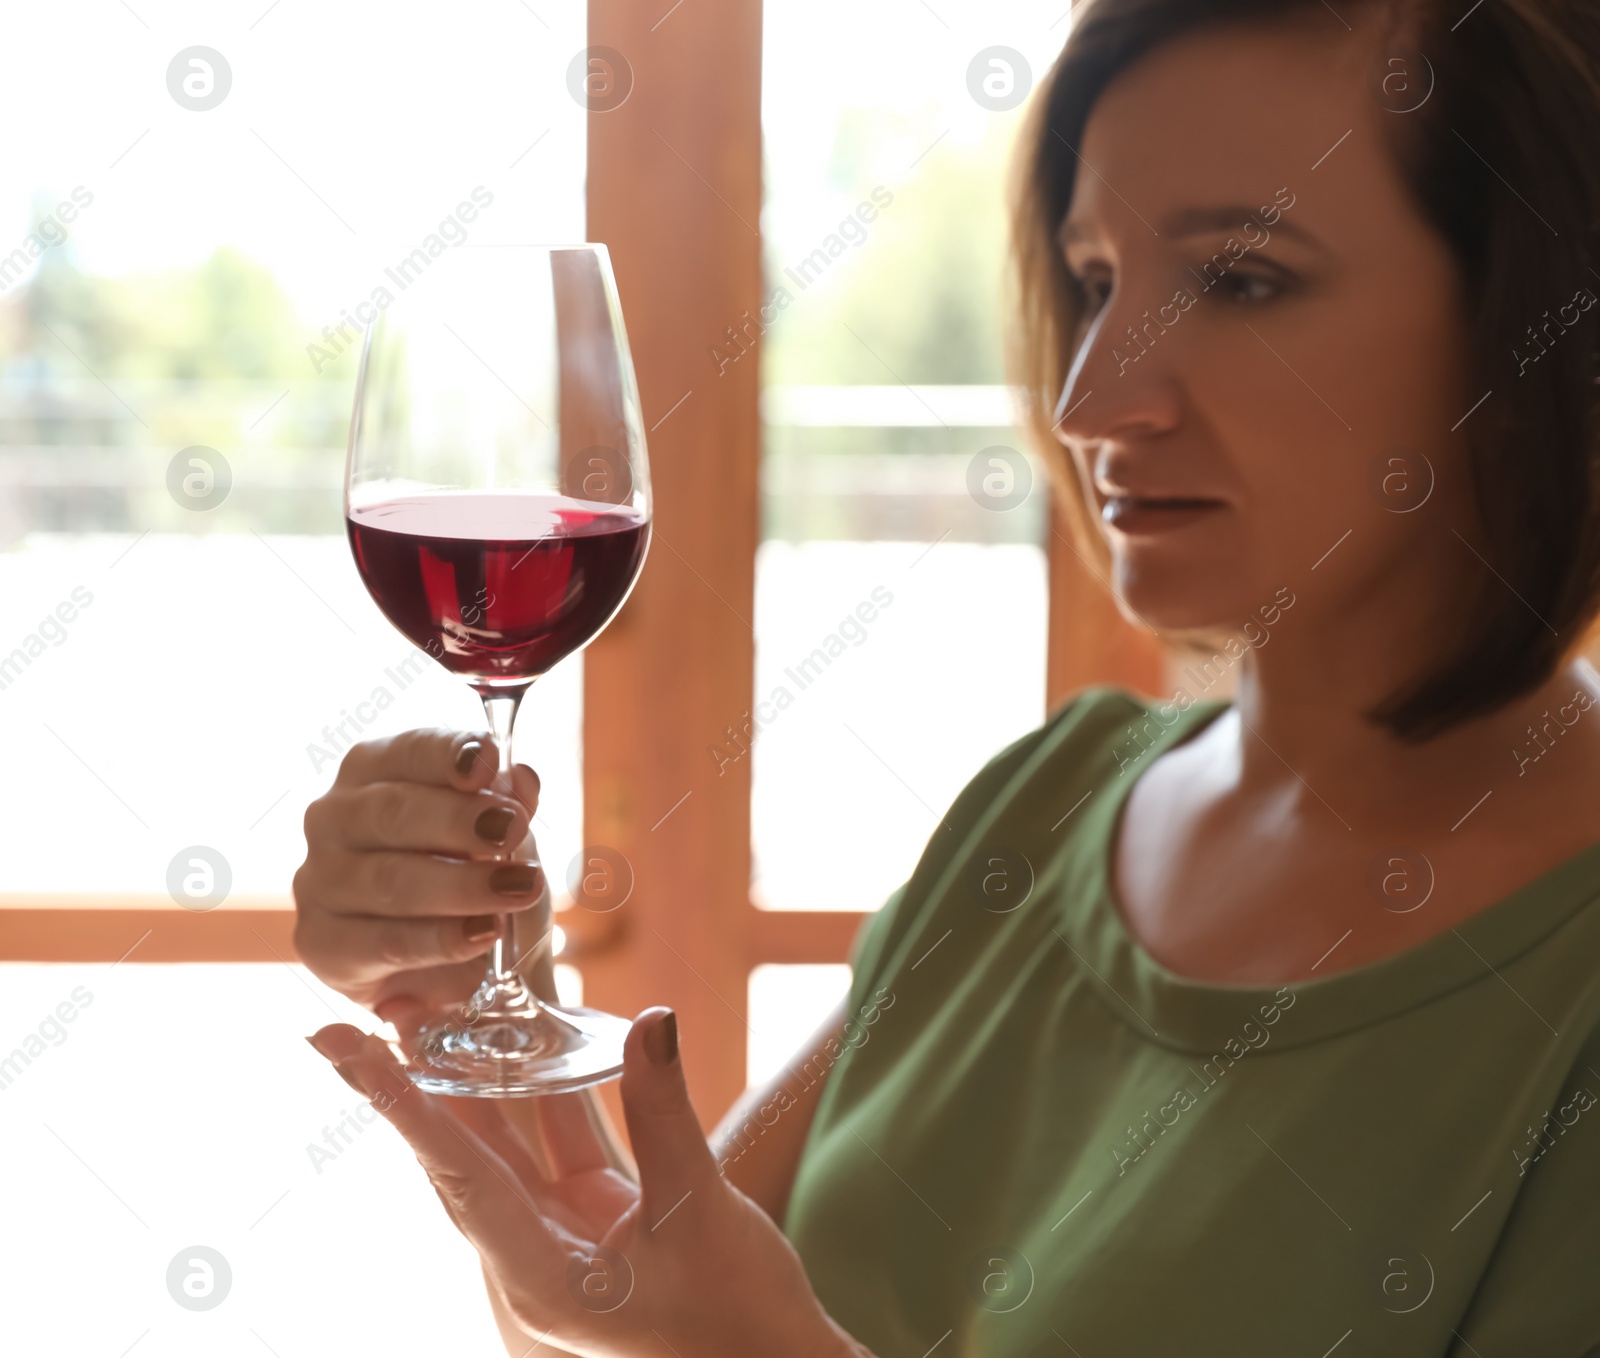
[455,740,483,776]
[489,864,538,896]
[475,807,515,844]
[462,914,497,941]
[644,1011,678,1067]
[331,1062,369,1097]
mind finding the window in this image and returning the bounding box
[4,8,1161,1349]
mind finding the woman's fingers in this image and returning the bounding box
[442,1095,556,1191]
[334,728,500,793]
[310,848,546,919]
[510,762,541,817]
[369,959,491,1038]
[307,1024,571,1277]
[307,782,532,859]
[295,908,496,980]
[307,1017,852,1358]
[330,732,541,814]
[618,1008,722,1225]
[530,1092,616,1179]
[291,728,551,1018]
[435,1098,636,1250]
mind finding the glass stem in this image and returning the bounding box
[480,686,529,984]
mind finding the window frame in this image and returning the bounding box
[0,0,1161,1126]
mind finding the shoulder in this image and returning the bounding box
[1037,681,1154,753]
[957,682,1154,808]
[902,681,1151,891]
[842,684,1153,993]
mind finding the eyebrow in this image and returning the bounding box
[1059,205,1331,257]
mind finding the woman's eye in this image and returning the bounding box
[1069,270,1113,313]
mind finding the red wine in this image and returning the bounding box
[348,491,649,685]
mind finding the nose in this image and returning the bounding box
[1050,297,1184,449]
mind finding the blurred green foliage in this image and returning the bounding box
[763,118,1014,387]
[4,245,309,382]
[0,242,350,535]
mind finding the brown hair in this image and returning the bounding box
[1009,0,1600,740]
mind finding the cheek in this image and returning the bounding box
[1341,271,1472,477]
[1169,294,1474,633]
[1183,327,1364,545]
[1186,271,1469,558]
[1318,277,1475,574]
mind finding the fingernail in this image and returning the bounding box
[456,740,483,776]
[306,1027,364,1062]
[489,864,538,896]
[475,807,515,844]
[330,1061,370,1097]
[462,914,497,940]
[644,1011,678,1067]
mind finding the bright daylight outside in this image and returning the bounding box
[1,1,1074,1353]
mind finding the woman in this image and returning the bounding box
[295,0,1600,1352]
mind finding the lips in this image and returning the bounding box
[1101,495,1227,534]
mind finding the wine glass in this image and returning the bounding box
[345,243,650,1096]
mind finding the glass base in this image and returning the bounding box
[406,973,631,1097]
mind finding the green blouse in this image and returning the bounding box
[785,686,1600,1356]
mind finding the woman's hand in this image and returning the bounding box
[292,728,547,1034]
[306,1009,871,1358]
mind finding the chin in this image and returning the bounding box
[1109,548,1258,635]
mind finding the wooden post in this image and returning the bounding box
[579,0,764,1126]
